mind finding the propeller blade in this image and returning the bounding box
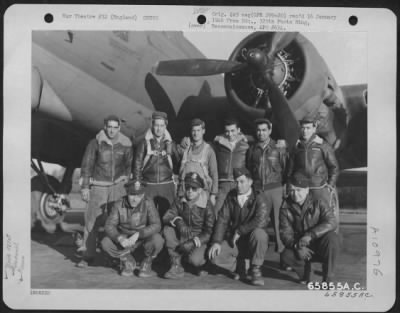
[265,76,300,149]
[267,32,298,57]
[154,59,246,76]
[145,73,176,121]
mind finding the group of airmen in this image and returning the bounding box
[76,110,340,286]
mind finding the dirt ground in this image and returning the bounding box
[31,224,366,290]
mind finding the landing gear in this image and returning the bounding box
[31,159,72,233]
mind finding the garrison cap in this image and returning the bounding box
[288,173,309,188]
[124,180,145,195]
[233,167,252,180]
[184,172,205,189]
[254,118,272,128]
[191,118,205,128]
[152,111,168,121]
[299,115,318,125]
[104,115,121,124]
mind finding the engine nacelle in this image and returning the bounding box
[224,32,344,147]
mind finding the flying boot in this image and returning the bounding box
[120,254,136,277]
[164,256,185,279]
[137,256,157,278]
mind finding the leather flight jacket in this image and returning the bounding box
[163,197,215,245]
[287,134,339,187]
[105,196,161,242]
[212,188,270,244]
[80,130,132,189]
[279,194,337,248]
[133,129,176,184]
[247,139,288,192]
[213,134,249,182]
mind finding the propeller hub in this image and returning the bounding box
[246,48,267,69]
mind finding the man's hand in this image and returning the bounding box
[298,235,312,248]
[180,137,191,149]
[210,194,216,207]
[115,175,128,184]
[127,232,140,247]
[229,232,240,248]
[81,188,90,202]
[177,240,195,254]
[208,243,221,260]
[296,246,314,261]
[176,219,192,239]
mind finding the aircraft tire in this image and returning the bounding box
[31,175,64,233]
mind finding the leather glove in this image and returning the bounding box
[176,219,192,239]
[177,240,195,254]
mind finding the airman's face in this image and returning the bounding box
[288,184,309,204]
[104,120,120,139]
[191,125,205,143]
[185,185,201,201]
[127,193,144,207]
[152,119,167,138]
[235,175,253,195]
[224,124,240,142]
[256,123,272,142]
[300,123,317,141]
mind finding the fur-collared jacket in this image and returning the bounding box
[80,130,132,188]
[133,129,178,184]
[213,133,249,182]
[163,196,215,244]
[247,139,288,192]
[287,134,339,187]
[279,194,337,248]
[105,196,161,242]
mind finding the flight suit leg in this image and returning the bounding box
[187,245,208,267]
[248,228,269,266]
[210,240,239,272]
[82,185,109,259]
[142,233,165,258]
[214,181,236,217]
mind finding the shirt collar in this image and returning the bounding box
[237,188,252,199]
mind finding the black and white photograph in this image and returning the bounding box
[3,5,396,311]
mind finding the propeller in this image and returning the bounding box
[154,32,298,79]
[266,32,299,60]
[264,74,300,150]
[154,59,246,76]
[153,32,300,147]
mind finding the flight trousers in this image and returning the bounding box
[213,181,236,217]
[211,228,268,272]
[143,181,175,220]
[101,233,164,259]
[281,231,340,281]
[258,186,285,253]
[163,225,208,267]
[82,182,126,259]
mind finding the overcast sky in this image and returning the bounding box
[184,31,367,86]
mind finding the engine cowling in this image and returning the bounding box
[224,32,344,147]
